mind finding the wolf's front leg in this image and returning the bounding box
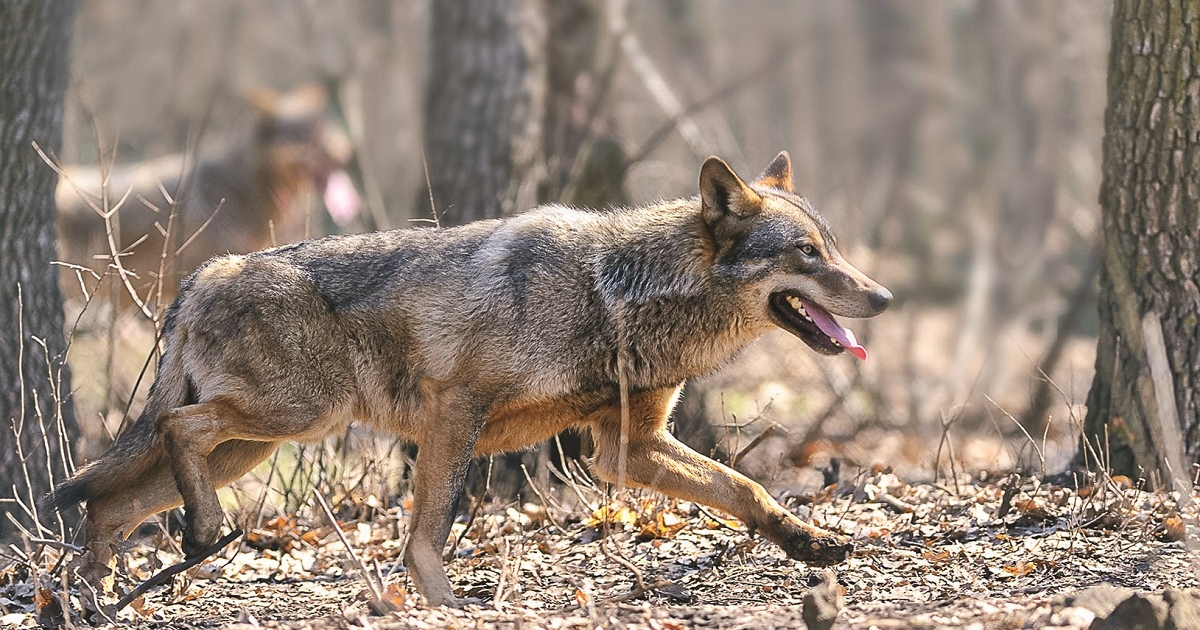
[404,400,484,607]
[590,387,851,565]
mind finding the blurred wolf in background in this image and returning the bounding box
[56,83,360,304]
[49,152,891,606]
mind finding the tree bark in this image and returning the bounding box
[418,0,544,226]
[0,0,80,538]
[538,0,628,210]
[1082,0,1200,482]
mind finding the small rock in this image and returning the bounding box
[1164,589,1200,630]
[1091,592,1168,630]
[1057,583,1135,619]
[802,571,842,630]
[1051,606,1095,627]
[235,608,260,625]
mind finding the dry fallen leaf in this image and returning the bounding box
[1001,562,1036,577]
[179,587,207,603]
[1111,475,1135,489]
[587,504,639,528]
[34,589,63,628]
[369,583,410,614]
[923,550,950,563]
[1015,499,1053,520]
[638,511,688,541]
[33,588,54,611]
[1162,515,1187,542]
[130,594,155,617]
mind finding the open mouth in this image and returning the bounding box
[768,292,868,360]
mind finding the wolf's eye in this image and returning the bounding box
[798,244,818,257]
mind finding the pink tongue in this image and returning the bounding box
[803,301,868,361]
[324,170,361,226]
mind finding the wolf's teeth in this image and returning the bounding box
[786,295,813,321]
[830,337,840,346]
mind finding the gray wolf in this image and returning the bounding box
[49,151,891,606]
[56,83,359,304]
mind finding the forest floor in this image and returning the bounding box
[3,467,1198,629]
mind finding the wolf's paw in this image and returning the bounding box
[181,525,222,559]
[71,549,114,590]
[779,529,852,566]
[765,514,852,566]
[181,501,225,559]
[420,593,484,609]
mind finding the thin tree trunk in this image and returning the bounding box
[0,0,80,538]
[418,0,544,226]
[538,0,627,210]
[1081,0,1200,482]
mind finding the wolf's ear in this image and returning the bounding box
[754,151,794,193]
[243,88,281,114]
[277,83,329,115]
[700,157,762,228]
[245,84,328,118]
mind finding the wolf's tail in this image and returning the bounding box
[46,294,194,511]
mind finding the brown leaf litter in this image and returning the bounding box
[1,469,1197,629]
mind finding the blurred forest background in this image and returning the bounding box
[59,0,1111,495]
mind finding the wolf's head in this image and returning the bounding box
[699,152,891,360]
[245,84,360,226]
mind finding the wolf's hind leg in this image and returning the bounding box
[590,386,851,565]
[157,399,286,557]
[74,461,181,586]
[75,438,278,586]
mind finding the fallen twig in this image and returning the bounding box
[28,538,84,554]
[114,528,243,611]
[565,579,675,611]
[312,489,399,612]
[731,423,781,469]
[878,493,916,515]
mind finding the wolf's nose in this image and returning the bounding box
[868,286,893,312]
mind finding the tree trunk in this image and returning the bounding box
[418,0,544,226]
[0,0,80,538]
[538,0,628,210]
[1081,0,1200,483]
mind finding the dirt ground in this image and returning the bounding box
[3,467,1196,629]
